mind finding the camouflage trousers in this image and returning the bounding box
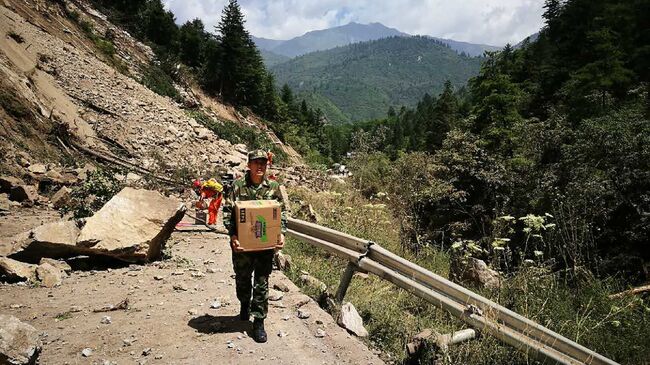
[231,250,274,319]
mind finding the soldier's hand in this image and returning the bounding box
[230,235,244,252]
[275,234,285,251]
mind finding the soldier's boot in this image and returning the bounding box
[240,301,250,321]
[252,318,267,343]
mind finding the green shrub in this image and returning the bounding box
[141,64,180,100]
[64,169,123,218]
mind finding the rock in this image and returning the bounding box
[27,163,46,174]
[76,187,186,262]
[274,252,292,271]
[81,348,93,357]
[125,172,141,184]
[0,314,42,365]
[0,193,10,212]
[39,258,72,274]
[7,220,84,262]
[298,274,327,293]
[100,316,112,324]
[268,289,284,301]
[0,257,37,282]
[298,203,319,223]
[51,186,71,209]
[272,282,290,293]
[314,328,326,338]
[337,302,368,337]
[0,175,23,194]
[455,257,502,289]
[36,262,63,287]
[210,300,221,309]
[9,185,39,204]
[173,283,187,291]
[297,309,310,319]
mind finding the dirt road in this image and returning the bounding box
[0,209,384,364]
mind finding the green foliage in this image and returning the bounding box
[271,36,482,123]
[140,63,180,100]
[64,169,124,218]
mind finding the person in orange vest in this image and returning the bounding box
[196,179,224,225]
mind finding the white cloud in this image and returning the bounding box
[163,0,545,46]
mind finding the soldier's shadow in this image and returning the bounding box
[188,314,251,334]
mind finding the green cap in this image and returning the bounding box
[247,149,268,162]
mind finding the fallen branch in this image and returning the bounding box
[609,284,650,299]
[93,297,129,312]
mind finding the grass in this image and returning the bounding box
[55,311,73,321]
[283,184,650,364]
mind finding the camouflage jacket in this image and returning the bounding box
[223,172,287,236]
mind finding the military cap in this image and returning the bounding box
[248,149,268,162]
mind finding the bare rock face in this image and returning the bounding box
[0,193,11,213]
[76,187,185,262]
[35,262,63,287]
[338,302,369,337]
[0,314,42,365]
[0,257,37,282]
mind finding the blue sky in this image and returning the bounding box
[163,0,545,46]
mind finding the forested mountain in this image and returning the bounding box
[253,22,407,58]
[271,36,482,123]
[259,49,290,67]
[253,22,501,59]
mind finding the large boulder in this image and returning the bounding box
[7,220,86,263]
[76,187,185,262]
[0,257,37,282]
[9,185,39,204]
[338,302,369,337]
[0,175,23,194]
[0,314,42,365]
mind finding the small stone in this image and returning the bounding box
[173,283,187,291]
[82,348,93,357]
[100,316,111,324]
[277,331,288,338]
[227,342,234,349]
[153,275,165,281]
[210,300,221,309]
[315,328,326,338]
[272,282,290,293]
[142,348,152,356]
[188,309,197,316]
[171,271,184,276]
[281,315,290,321]
[191,271,205,278]
[123,338,136,346]
[297,309,311,319]
[268,289,284,301]
[206,268,217,274]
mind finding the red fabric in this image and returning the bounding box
[207,194,223,225]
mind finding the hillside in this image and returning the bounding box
[271,36,483,123]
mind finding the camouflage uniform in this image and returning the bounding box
[223,171,287,320]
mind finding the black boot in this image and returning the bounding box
[252,318,267,343]
[239,302,250,321]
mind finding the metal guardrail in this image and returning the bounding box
[286,217,619,365]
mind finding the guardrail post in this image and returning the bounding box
[335,261,357,303]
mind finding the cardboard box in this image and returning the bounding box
[235,200,282,251]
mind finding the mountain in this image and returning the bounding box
[428,37,500,57]
[514,32,540,49]
[259,49,290,67]
[271,36,483,123]
[254,22,408,58]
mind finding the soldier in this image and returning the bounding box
[222,149,286,343]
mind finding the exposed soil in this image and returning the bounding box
[0,207,384,364]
